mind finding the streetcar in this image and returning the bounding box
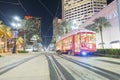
[56,29,96,56]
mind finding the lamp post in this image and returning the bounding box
[11,16,21,53]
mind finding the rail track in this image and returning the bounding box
[60,55,120,80]
[46,55,75,80]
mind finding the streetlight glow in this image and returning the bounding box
[17,23,21,27]
[11,16,21,29]
[12,16,21,54]
[11,22,16,27]
[14,16,20,21]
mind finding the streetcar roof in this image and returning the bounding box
[56,29,95,42]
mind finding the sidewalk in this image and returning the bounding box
[0,52,40,69]
[0,53,50,80]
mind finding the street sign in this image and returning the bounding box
[13,31,18,38]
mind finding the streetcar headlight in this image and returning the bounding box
[81,52,87,56]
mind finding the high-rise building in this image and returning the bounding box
[53,17,62,38]
[62,0,107,25]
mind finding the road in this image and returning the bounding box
[0,52,120,80]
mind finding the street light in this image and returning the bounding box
[11,16,21,53]
[14,16,20,21]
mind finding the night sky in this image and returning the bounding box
[0,0,113,47]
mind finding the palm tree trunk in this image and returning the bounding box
[99,27,104,49]
[7,39,9,52]
[33,41,35,51]
[23,33,26,51]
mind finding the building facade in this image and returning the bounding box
[80,0,120,49]
[62,0,107,25]
[53,17,62,38]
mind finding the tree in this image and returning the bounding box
[16,36,24,51]
[0,24,7,38]
[20,17,41,51]
[51,36,57,44]
[31,34,42,51]
[51,20,73,46]
[86,17,111,48]
[3,27,12,39]
[60,21,67,34]
[0,23,12,52]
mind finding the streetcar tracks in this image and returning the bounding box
[46,55,75,80]
[96,59,120,65]
[60,55,120,80]
[48,55,66,80]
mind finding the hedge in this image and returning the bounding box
[18,50,28,53]
[96,49,120,58]
[33,50,38,52]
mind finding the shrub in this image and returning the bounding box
[33,50,38,52]
[18,50,28,53]
[96,49,120,58]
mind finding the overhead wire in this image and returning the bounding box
[48,0,61,43]
[45,0,61,36]
[0,0,29,15]
[0,0,29,26]
[37,0,55,45]
[0,1,21,26]
[55,0,60,17]
[17,0,29,15]
[0,1,20,5]
[43,0,61,36]
[43,0,61,45]
[57,13,62,17]
[38,0,54,17]
[0,9,10,24]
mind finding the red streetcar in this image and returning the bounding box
[56,29,96,56]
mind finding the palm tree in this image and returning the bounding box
[60,21,67,34]
[20,20,33,50]
[5,27,12,52]
[62,20,79,32]
[0,24,6,52]
[51,20,73,45]
[67,20,77,31]
[31,34,42,51]
[0,24,12,52]
[4,27,12,39]
[86,17,111,49]
[51,36,57,44]
[0,24,6,38]
[16,36,24,51]
[21,18,41,51]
